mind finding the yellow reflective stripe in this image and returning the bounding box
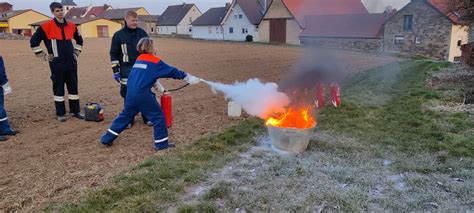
[52,39,59,57]
[31,46,43,53]
[74,45,83,52]
[54,96,65,102]
[69,95,80,100]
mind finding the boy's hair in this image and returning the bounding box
[125,10,138,18]
[137,37,154,54]
[50,2,63,12]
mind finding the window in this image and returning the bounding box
[234,13,238,19]
[216,27,220,34]
[457,40,462,47]
[151,27,154,33]
[189,27,192,32]
[394,36,405,44]
[208,27,212,34]
[454,57,461,62]
[242,27,248,34]
[404,15,413,31]
[229,27,234,34]
[239,13,243,19]
[189,17,193,23]
[415,36,422,44]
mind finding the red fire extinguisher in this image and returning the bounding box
[160,91,173,128]
[315,83,325,108]
[330,83,341,107]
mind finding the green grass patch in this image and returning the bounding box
[318,61,473,168]
[46,118,265,212]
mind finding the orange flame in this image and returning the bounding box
[265,106,317,129]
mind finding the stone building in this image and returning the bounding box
[384,0,468,62]
[300,13,389,52]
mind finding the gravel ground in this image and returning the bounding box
[0,38,398,211]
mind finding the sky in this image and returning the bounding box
[6,0,411,15]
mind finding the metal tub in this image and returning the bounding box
[267,125,315,153]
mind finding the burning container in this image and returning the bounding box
[267,125,315,153]
[265,107,317,153]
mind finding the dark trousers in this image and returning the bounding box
[51,67,80,116]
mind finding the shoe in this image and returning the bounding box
[0,135,7,141]
[146,121,154,126]
[0,130,18,136]
[72,113,85,120]
[58,116,67,122]
[155,143,176,151]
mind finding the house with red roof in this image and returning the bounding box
[383,0,469,62]
[300,13,392,52]
[65,4,113,19]
[259,0,369,45]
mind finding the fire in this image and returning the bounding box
[265,106,316,129]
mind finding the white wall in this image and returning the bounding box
[192,25,225,40]
[158,26,177,35]
[222,3,259,41]
[177,5,203,35]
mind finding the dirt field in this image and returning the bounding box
[0,38,398,211]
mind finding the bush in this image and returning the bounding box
[245,35,253,42]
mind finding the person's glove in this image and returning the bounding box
[36,52,53,62]
[2,82,12,95]
[153,80,165,92]
[184,74,201,85]
[113,73,120,83]
[74,49,81,59]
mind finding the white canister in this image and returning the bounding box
[228,101,242,117]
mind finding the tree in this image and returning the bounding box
[449,0,474,22]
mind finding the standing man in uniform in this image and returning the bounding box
[30,2,84,122]
[110,10,151,127]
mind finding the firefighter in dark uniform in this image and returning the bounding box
[30,2,84,122]
[110,10,150,127]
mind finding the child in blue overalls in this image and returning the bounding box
[0,56,18,141]
[100,38,201,150]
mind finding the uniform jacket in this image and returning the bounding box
[0,56,8,86]
[126,54,187,96]
[30,18,83,70]
[110,24,148,77]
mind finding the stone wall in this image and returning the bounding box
[300,37,383,53]
[0,33,28,40]
[383,0,452,60]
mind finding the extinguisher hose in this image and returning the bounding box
[165,83,190,92]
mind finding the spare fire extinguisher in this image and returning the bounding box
[330,83,341,107]
[160,91,173,128]
[315,83,325,108]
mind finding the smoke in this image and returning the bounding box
[204,79,290,119]
[278,47,351,106]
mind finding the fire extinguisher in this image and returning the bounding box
[315,83,325,108]
[160,91,173,128]
[158,83,190,128]
[330,83,341,107]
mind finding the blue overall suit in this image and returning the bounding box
[100,54,188,150]
[0,56,14,134]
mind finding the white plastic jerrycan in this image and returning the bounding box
[228,101,242,117]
